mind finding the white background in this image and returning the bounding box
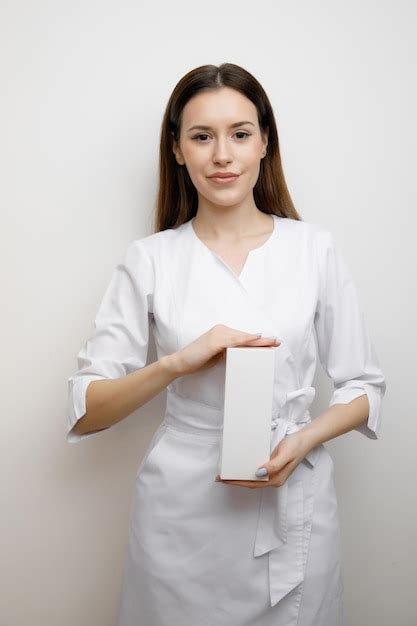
[1,1,416,624]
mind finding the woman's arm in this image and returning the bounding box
[312,229,386,440]
[298,394,370,451]
[71,354,182,437]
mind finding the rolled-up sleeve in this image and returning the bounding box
[67,240,154,443]
[313,230,386,439]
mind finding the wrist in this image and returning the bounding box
[298,424,319,454]
[159,353,185,378]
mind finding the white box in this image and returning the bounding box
[219,346,275,481]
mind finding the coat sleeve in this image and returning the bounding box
[66,239,154,443]
[313,229,386,439]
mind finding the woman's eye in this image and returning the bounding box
[191,132,251,142]
[235,132,250,140]
[193,134,210,142]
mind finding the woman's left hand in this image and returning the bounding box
[215,431,311,489]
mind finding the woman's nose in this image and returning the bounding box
[212,139,232,163]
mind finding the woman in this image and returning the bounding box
[67,63,386,626]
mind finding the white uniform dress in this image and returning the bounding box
[67,215,386,626]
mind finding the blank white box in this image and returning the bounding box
[219,346,275,480]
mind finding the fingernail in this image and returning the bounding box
[256,467,268,477]
[215,475,220,481]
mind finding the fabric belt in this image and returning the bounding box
[254,385,317,555]
[164,387,320,608]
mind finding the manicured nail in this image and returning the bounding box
[256,467,268,477]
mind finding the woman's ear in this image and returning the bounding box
[261,127,269,157]
[172,138,184,165]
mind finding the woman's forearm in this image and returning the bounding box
[71,354,183,437]
[299,394,370,451]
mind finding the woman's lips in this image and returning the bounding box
[208,175,240,185]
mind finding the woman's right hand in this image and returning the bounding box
[163,324,281,377]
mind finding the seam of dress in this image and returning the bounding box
[298,229,321,364]
[169,230,183,353]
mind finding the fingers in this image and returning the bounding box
[235,331,281,346]
[210,325,281,349]
[216,459,297,489]
[217,479,271,489]
[217,477,284,489]
[243,331,281,344]
[245,336,281,346]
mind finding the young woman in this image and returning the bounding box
[67,63,386,626]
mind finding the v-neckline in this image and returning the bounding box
[188,214,279,280]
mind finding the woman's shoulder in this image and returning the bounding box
[128,221,187,257]
[277,216,334,248]
[279,215,330,235]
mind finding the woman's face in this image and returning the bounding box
[173,87,268,210]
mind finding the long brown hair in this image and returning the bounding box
[154,63,301,232]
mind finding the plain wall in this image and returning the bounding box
[2,1,416,624]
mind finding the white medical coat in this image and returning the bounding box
[67,215,386,626]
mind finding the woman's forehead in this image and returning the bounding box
[182,88,258,126]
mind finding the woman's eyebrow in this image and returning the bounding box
[186,121,255,132]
